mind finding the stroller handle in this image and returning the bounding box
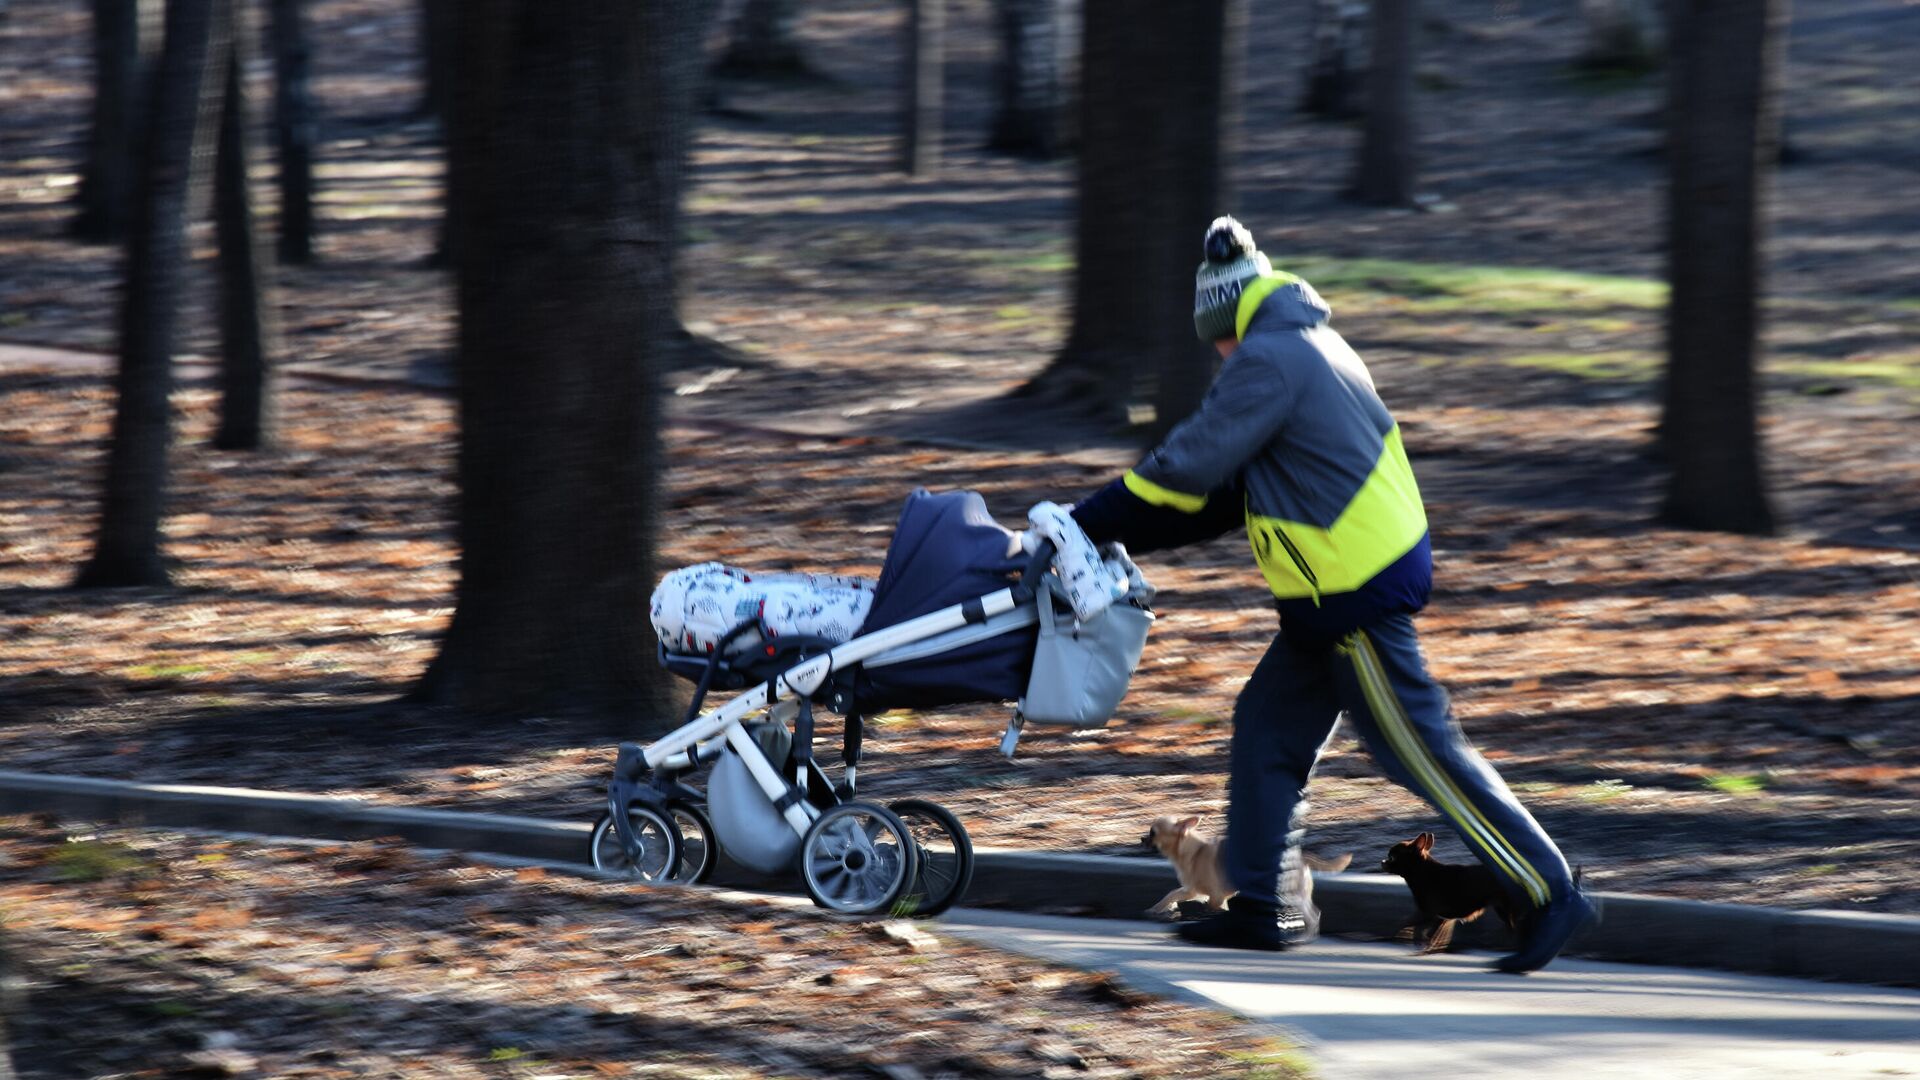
[1010,537,1057,604]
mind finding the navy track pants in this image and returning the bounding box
[1222,611,1574,911]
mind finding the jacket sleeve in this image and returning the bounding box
[1132,346,1295,509]
[1071,475,1244,554]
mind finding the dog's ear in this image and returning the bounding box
[1414,832,1435,853]
[1175,815,1200,834]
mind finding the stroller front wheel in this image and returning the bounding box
[799,801,920,916]
[667,801,717,884]
[588,805,683,885]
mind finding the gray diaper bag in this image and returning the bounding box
[1004,579,1153,753]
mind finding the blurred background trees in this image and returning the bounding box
[78,0,238,587]
[716,0,810,79]
[266,0,314,265]
[988,0,1063,158]
[1352,0,1416,206]
[901,0,944,174]
[47,0,1819,717]
[71,0,155,242]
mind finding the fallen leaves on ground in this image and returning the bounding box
[0,821,1303,1079]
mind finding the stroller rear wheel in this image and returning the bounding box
[588,805,683,885]
[668,801,717,884]
[887,798,974,918]
[799,801,920,916]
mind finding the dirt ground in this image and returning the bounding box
[1,0,1918,924]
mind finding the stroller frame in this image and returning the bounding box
[604,541,1057,873]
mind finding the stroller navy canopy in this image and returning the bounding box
[849,489,1038,713]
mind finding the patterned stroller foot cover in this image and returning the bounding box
[650,503,1150,660]
[651,563,876,657]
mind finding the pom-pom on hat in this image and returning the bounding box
[1193,215,1272,342]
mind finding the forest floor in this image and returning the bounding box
[2,0,1919,945]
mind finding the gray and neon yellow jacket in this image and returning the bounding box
[1073,273,1433,643]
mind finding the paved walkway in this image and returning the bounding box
[940,909,1920,1080]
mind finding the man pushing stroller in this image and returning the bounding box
[1063,217,1596,973]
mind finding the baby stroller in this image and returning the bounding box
[593,489,1154,917]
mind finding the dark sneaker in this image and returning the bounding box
[1492,890,1598,974]
[1174,897,1314,952]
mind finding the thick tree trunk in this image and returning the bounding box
[900,0,944,174]
[1659,0,1784,535]
[1353,0,1415,205]
[414,0,705,724]
[1030,0,1235,434]
[1301,0,1367,118]
[213,21,279,451]
[76,0,232,589]
[988,0,1059,158]
[269,0,315,263]
[715,0,808,78]
[72,0,158,242]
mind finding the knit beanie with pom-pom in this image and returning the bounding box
[1192,215,1272,343]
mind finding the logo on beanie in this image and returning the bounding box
[1193,276,1248,319]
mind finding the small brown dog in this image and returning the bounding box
[1143,815,1352,919]
[1380,831,1519,953]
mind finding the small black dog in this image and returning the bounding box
[1380,832,1519,953]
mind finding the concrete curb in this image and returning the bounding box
[3,769,1914,988]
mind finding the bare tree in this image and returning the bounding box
[77,0,233,589]
[1659,0,1787,534]
[0,926,16,1080]
[1022,0,1244,434]
[419,0,457,269]
[900,0,944,174]
[268,0,316,263]
[1301,0,1367,118]
[715,0,809,79]
[988,0,1061,158]
[1578,0,1660,73]
[413,0,707,722]
[213,16,279,451]
[71,0,159,242]
[1352,0,1415,205]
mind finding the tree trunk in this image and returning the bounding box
[900,0,944,175]
[715,0,808,78]
[414,0,706,724]
[1301,0,1367,118]
[1053,0,1082,149]
[72,0,159,242]
[1028,0,1236,434]
[1659,0,1784,535]
[1579,0,1660,73]
[269,0,315,263]
[213,15,279,451]
[76,0,232,590]
[418,0,455,120]
[987,0,1059,158]
[0,927,15,1080]
[1352,0,1415,205]
[421,0,457,269]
